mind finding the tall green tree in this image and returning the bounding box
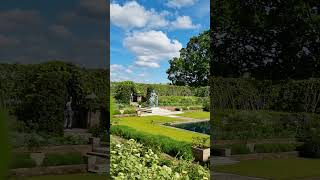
[167,30,210,87]
[211,0,320,80]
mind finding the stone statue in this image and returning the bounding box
[64,97,73,129]
[149,90,158,108]
[130,93,133,102]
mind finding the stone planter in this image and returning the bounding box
[89,137,100,150]
[119,110,124,115]
[192,147,210,162]
[30,152,45,166]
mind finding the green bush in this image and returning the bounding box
[229,144,251,155]
[42,152,85,166]
[114,81,136,104]
[113,109,121,115]
[110,125,193,160]
[123,108,136,114]
[10,153,36,169]
[254,143,298,153]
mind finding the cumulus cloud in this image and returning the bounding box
[166,0,198,8]
[123,30,182,68]
[110,1,169,30]
[170,16,200,29]
[110,64,149,82]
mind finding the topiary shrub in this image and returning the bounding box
[114,81,136,104]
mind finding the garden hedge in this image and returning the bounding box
[211,77,320,113]
[111,82,209,97]
[110,125,194,160]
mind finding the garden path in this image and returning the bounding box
[140,107,184,116]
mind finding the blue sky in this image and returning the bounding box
[110,0,209,84]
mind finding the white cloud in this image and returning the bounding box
[166,0,198,8]
[170,16,200,29]
[123,30,182,68]
[110,1,168,30]
[110,64,150,82]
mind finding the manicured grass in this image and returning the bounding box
[214,158,320,180]
[177,111,210,119]
[11,173,107,180]
[116,116,209,145]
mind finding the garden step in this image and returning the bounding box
[93,147,108,154]
[87,151,108,158]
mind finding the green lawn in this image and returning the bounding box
[214,158,320,180]
[117,116,209,145]
[10,173,107,180]
[177,111,210,119]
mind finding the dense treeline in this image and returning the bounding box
[0,61,109,135]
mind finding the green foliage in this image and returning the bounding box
[254,143,298,153]
[158,96,207,107]
[192,137,209,149]
[110,139,209,179]
[10,132,88,148]
[42,152,84,166]
[111,82,209,97]
[114,81,136,104]
[211,0,320,80]
[229,144,251,155]
[211,77,320,113]
[1,62,108,135]
[212,110,320,140]
[10,153,36,169]
[110,125,194,160]
[167,30,210,87]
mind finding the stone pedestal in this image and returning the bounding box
[192,147,210,162]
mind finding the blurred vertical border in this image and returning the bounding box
[0,109,11,179]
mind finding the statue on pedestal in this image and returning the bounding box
[64,97,73,129]
[149,90,158,108]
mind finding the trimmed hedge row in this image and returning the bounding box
[212,110,320,140]
[213,143,299,155]
[111,82,209,97]
[43,152,85,166]
[158,96,208,106]
[110,125,193,160]
[211,77,320,113]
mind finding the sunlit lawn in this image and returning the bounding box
[116,116,209,145]
[177,111,210,119]
[10,173,107,180]
[214,158,320,180]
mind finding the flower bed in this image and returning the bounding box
[110,139,209,179]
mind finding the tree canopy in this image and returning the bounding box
[167,30,210,87]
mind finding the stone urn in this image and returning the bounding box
[30,152,45,166]
[192,146,210,162]
[119,109,125,115]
